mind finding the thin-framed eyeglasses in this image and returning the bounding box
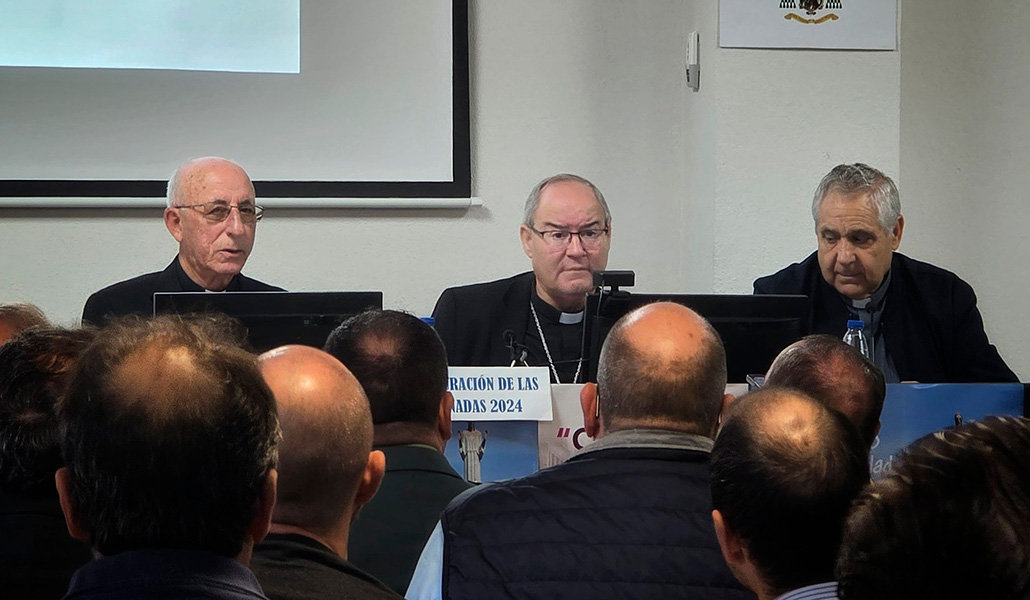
[529,226,609,249]
[175,201,264,223]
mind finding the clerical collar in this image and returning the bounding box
[844,268,892,311]
[530,289,584,325]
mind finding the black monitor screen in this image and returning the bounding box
[582,293,810,384]
[154,291,383,353]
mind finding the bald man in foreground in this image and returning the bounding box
[407,302,753,600]
[253,346,400,600]
[82,157,282,326]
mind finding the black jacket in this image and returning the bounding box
[348,445,471,595]
[431,273,535,367]
[252,534,400,600]
[82,257,282,325]
[439,430,754,600]
[753,251,1017,383]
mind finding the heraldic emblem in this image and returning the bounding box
[779,0,843,24]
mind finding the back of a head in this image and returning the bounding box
[60,315,280,558]
[324,309,447,429]
[711,388,869,597]
[765,335,885,450]
[837,416,1030,600]
[596,302,726,436]
[0,327,93,493]
[258,345,373,533]
[0,303,50,344]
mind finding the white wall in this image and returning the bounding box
[11,1,1022,382]
[899,0,1030,378]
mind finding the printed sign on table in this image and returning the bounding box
[448,366,552,422]
[720,0,897,50]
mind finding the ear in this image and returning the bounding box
[712,509,746,570]
[248,468,277,545]
[714,393,735,437]
[519,225,535,259]
[580,382,600,439]
[890,214,904,250]
[353,450,386,512]
[164,207,184,243]
[55,468,90,543]
[438,392,454,444]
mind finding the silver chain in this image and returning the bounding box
[529,301,582,385]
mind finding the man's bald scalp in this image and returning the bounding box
[259,346,373,533]
[597,302,727,435]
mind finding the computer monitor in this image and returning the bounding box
[154,291,383,352]
[581,292,810,383]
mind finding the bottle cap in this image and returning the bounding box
[847,320,865,329]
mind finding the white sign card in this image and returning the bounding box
[720,0,897,50]
[448,366,553,422]
[537,383,752,468]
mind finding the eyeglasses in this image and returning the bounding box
[175,202,264,223]
[530,226,609,249]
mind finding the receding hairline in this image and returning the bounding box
[166,156,253,208]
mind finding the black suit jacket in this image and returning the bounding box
[431,272,535,366]
[253,534,399,600]
[82,257,283,325]
[753,251,1017,383]
[348,445,471,595]
[0,490,93,600]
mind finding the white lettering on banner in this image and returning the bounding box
[447,366,552,422]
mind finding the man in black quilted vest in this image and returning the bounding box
[406,302,755,600]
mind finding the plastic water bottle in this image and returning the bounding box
[843,320,871,360]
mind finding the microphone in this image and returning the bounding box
[503,329,528,366]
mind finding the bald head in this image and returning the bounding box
[765,335,885,450]
[259,346,374,534]
[711,388,868,597]
[596,302,727,435]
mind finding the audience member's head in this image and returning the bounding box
[710,388,869,600]
[0,303,50,344]
[581,301,728,439]
[0,327,93,494]
[837,416,1030,600]
[765,334,885,450]
[163,157,261,291]
[324,310,453,451]
[258,345,384,557]
[57,315,280,562]
[519,173,612,312]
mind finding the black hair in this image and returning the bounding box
[324,309,447,426]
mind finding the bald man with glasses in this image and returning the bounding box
[432,174,612,384]
[82,157,282,326]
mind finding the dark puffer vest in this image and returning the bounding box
[439,430,755,600]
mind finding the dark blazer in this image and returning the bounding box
[431,272,535,366]
[252,534,400,600]
[0,490,92,600]
[753,251,1017,383]
[348,445,471,595]
[82,257,283,325]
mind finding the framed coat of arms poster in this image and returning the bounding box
[720,0,897,50]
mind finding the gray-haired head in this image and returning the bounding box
[811,163,901,232]
[166,157,248,208]
[523,174,611,228]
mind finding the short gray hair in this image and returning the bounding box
[166,156,243,208]
[522,173,612,228]
[811,163,901,232]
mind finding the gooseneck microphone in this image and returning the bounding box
[503,329,529,366]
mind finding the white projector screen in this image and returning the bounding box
[0,0,470,203]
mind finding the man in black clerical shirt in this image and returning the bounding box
[754,163,1016,383]
[432,174,612,383]
[81,157,282,326]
